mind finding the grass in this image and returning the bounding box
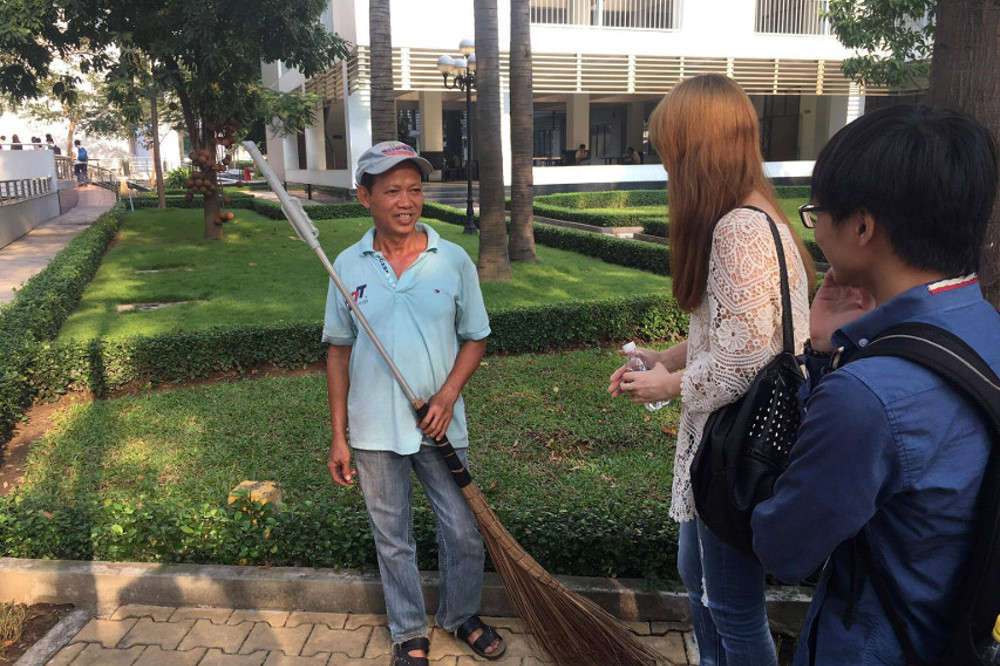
[0,603,25,658]
[15,348,678,513]
[56,208,673,341]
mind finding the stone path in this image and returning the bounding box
[46,605,699,665]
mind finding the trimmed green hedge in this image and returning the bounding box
[130,193,257,209]
[29,295,686,396]
[0,493,678,580]
[534,190,666,209]
[0,203,127,440]
[533,203,650,228]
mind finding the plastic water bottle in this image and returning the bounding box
[622,342,669,412]
[976,615,1000,663]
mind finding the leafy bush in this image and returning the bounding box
[130,192,257,209]
[533,203,649,228]
[641,220,669,237]
[534,190,666,209]
[0,493,677,580]
[533,224,671,275]
[0,203,126,440]
[163,167,193,190]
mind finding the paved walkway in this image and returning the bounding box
[0,185,117,304]
[42,604,697,665]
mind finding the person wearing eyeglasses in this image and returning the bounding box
[752,105,1000,664]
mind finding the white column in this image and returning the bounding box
[305,100,326,171]
[566,94,590,155]
[825,95,850,143]
[263,124,287,181]
[846,84,866,124]
[282,135,297,174]
[797,95,819,160]
[501,85,512,187]
[345,85,373,188]
[419,91,444,152]
[626,101,645,153]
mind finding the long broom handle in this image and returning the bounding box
[242,141,474,489]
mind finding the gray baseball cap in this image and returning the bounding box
[355,141,433,185]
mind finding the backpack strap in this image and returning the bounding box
[846,321,1000,665]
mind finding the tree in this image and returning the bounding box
[369,0,396,143]
[0,0,349,240]
[827,0,1000,308]
[474,0,512,281]
[508,0,537,263]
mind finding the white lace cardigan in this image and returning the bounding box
[670,207,810,523]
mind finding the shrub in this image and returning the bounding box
[642,220,669,238]
[130,193,257,209]
[533,224,671,275]
[163,167,193,190]
[0,203,126,440]
[533,203,649,228]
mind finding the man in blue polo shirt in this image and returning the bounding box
[323,142,504,666]
[752,105,1000,664]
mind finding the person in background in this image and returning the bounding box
[0,135,6,150]
[323,142,505,666]
[10,134,23,150]
[574,143,590,164]
[30,136,42,149]
[752,104,1000,664]
[45,134,61,155]
[622,146,638,164]
[608,74,813,665]
[73,139,89,186]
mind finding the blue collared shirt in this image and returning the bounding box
[322,223,491,454]
[752,276,1000,665]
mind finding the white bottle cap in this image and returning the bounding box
[622,341,637,353]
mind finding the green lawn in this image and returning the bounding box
[56,208,673,342]
[17,348,677,511]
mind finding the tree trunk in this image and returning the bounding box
[474,0,512,282]
[369,0,396,144]
[202,133,223,241]
[927,0,1000,309]
[508,0,536,263]
[150,93,166,211]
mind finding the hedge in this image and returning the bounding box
[0,202,127,441]
[28,295,686,396]
[130,193,257,209]
[534,185,809,211]
[0,493,678,581]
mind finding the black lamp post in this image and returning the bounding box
[438,39,478,235]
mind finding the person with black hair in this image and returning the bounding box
[752,104,1000,664]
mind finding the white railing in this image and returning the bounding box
[0,178,52,205]
[755,0,829,35]
[530,0,681,30]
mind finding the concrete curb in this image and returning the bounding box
[14,608,92,666]
[0,558,812,634]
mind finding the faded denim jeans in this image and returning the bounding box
[353,445,485,644]
[678,518,777,666]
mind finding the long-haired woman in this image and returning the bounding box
[609,74,813,665]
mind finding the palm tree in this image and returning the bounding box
[474,0,512,281]
[508,0,536,262]
[369,0,396,143]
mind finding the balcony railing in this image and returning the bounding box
[530,0,681,31]
[0,177,52,206]
[755,0,829,35]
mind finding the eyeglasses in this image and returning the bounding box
[798,203,827,229]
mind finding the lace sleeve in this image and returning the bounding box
[680,210,784,414]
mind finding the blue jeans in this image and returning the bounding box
[353,445,485,644]
[677,518,777,666]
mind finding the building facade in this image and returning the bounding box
[263,0,878,192]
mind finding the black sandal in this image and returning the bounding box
[454,615,506,660]
[392,636,429,666]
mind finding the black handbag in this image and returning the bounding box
[690,206,804,559]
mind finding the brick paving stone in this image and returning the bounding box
[286,611,348,629]
[120,617,196,649]
[302,626,372,659]
[362,625,391,659]
[683,631,699,665]
[135,645,208,665]
[171,607,235,623]
[178,619,253,653]
[229,609,290,627]
[263,652,334,666]
[481,616,526,633]
[343,614,387,631]
[47,641,87,666]
[651,621,692,635]
[240,622,312,655]
[626,620,653,636]
[642,631,690,665]
[432,626,526,663]
[69,643,148,665]
[199,648,268,665]
[520,657,556,665]
[327,657,405,666]
[111,604,175,621]
[71,617,138,647]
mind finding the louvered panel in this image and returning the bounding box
[633,55,683,94]
[579,54,631,93]
[304,65,345,101]
[347,48,368,94]
[532,53,584,92]
[677,57,728,79]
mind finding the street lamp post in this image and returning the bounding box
[438,39,478,235]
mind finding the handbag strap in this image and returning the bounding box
[740,206,794,354]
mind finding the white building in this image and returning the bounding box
[263,0,881,193]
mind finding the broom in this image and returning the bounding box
[242,141,670,666]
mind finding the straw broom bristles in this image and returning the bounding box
[462,484,673,666]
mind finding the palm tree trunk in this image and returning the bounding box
[475,0,512,281]
[369,0,396,144]
[150,92,166,211]
[928,0,1000,309]
[508,0,536,262]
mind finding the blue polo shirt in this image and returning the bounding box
[322,223,490,454]
[752,276,1000,665]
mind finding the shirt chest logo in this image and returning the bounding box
[350,284,369,305]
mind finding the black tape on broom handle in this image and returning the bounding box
[242,141,473,490]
